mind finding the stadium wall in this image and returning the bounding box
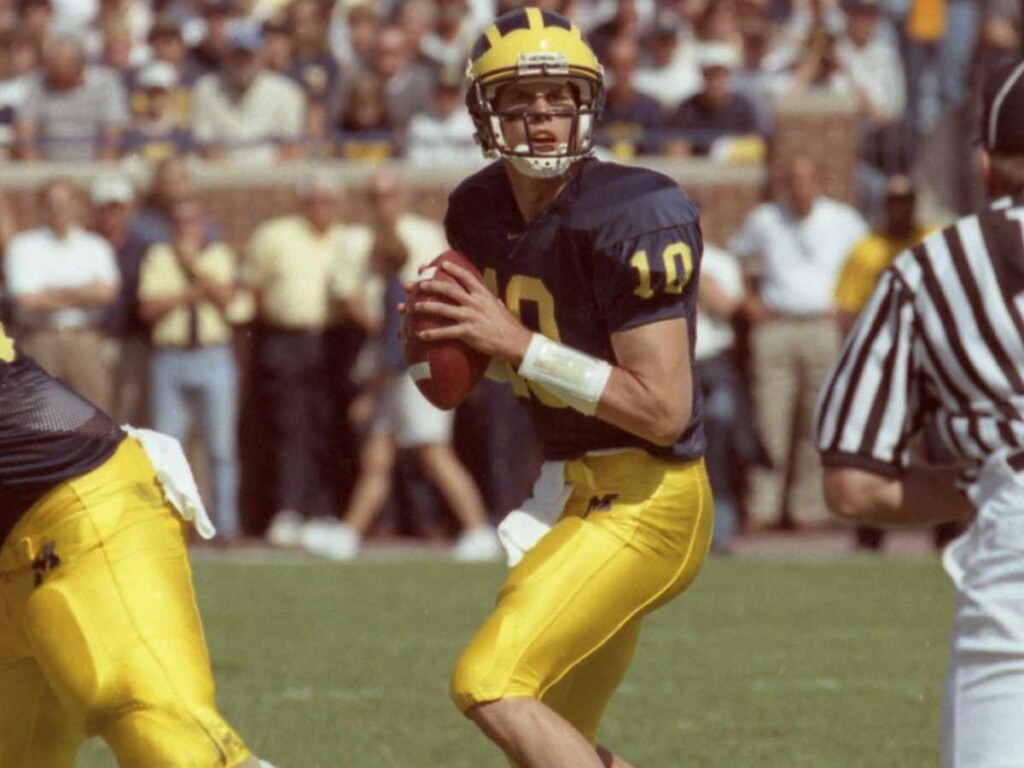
[0,93,858,252]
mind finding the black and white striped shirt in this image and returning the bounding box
[815,194,1024,477]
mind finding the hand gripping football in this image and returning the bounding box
[403,250,489,410]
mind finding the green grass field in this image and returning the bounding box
[77,554,954,768]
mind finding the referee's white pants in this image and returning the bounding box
[942,450,1024,768]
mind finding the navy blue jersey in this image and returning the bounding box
[0,328,124,546]
[444,158,705,461]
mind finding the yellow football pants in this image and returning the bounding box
[0,437,252,768]
[451,450,714,743]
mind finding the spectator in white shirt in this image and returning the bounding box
[191,24,306,164]
[731,156,868,531]
[3,179,120,411]
[406,68,482,167]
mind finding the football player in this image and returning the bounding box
[0,320,270,766]
[412,8,713,766]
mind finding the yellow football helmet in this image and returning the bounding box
[465,7,605,178]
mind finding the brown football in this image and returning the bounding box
[403,250,490,410]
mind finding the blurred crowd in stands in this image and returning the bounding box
[0,0,1014,171]
[0,0,1019,557]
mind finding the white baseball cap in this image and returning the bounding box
[137,60,179,91]
[91,174,135,206]
[697,42,741,71]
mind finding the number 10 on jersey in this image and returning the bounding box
[631,241,693,298]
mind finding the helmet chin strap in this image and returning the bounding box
[487,110,579,177]
[507,143,575,178]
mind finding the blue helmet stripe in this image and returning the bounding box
[494,10,531,37]
[470,34,491,61]
[540,10,572,30]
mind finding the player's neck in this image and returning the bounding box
[504,162,579,223]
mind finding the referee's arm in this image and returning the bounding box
[814,268,974,527]
[822,465,973,527]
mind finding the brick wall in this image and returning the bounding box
[0,93,860,257]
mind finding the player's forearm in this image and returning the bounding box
[823,465,974,527]
[511,331,690,447]
[595,368,691,447]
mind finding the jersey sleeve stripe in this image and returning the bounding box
[814,272,897,447]
[972,212,1024,359]
[818,277,908,454]
[856,292,914,459]
[945,227,1024,391]
[913,241,1019,420]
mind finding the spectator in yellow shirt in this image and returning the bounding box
[834,175,928,335]
[138,197,242,542]
[246,175,373,545]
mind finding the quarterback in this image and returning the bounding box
[0,321,268,766]
[413,8,713,767]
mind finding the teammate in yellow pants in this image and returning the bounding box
[0,321,267,767]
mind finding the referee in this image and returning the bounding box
[815,58,1024,768]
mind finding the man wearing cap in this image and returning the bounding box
[3,179,120,412]
[92,173,154,428]
[131,16,201,124]
[191,23,306,163]
[664,41,761,158]
[121,60,195,162]
[815,59,1024,767]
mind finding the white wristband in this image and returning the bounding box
[517,333,612,415]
